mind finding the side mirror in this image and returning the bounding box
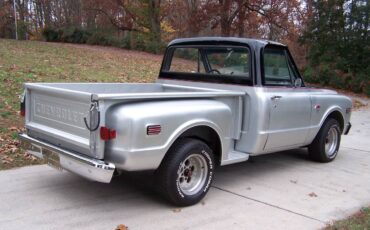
[294,78,302,88]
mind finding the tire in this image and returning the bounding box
[155,138,215,206]
[308,118,341,162]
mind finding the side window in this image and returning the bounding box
[286,54,299,81]
[263,48,295,86]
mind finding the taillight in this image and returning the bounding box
[100,126,116,141]
[20,95,25,117]
[20,107,25,116]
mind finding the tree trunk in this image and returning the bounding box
[186,0,199,37]
[148,0,161,53]
[237,0,245,37]
[43,0,52,27]
[220,0,231,36]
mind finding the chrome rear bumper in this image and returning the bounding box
[18,133,115,183]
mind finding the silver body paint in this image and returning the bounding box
[19,38,352,183]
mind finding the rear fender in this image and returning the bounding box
[105,99,232,171]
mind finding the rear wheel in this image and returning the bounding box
[156,138,215,206]
[308,118,341,162]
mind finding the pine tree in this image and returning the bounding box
[301,0,369,94]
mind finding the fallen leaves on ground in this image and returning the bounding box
[308,192,318,197]
[0,127,42,169]
[115,224,128,230]
[8,126,18,131]
[353,99,366,110]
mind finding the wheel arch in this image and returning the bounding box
[306,107,346,146]
[162,122,224,167]
[177,126,222,165]
[321,109,345,133]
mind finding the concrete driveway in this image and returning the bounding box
[1,106,369,230]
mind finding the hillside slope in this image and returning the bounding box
[0,39,161,169]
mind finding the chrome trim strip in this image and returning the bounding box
[92,91,245,100]
[18,133,115,183]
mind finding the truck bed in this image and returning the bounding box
[24,82,245,160]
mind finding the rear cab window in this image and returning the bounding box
[161,46,252,85]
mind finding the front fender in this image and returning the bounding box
[306,95,352,144]
[319,106,345,128]
[104,99,232,171]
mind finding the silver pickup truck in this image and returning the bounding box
[19,37,352,206]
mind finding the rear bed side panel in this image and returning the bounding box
[104,98,239,171]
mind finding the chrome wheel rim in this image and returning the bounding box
[177,154,208,196]
[325,126,339,158]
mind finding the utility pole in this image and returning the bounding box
[13,0,18,40]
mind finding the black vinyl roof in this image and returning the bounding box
[168,37,286,49]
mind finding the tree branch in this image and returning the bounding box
[244,3,287,31]
[85,8,141,32]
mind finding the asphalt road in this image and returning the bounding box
[1,106,369,230]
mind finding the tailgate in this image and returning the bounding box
[24,83,104,159]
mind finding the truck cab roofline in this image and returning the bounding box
[168,37,286,48]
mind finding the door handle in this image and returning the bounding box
[271,95,282,100]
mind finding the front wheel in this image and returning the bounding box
[156,138,215,206]
[308,118,341,162]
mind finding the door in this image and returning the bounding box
[262,46,312,150]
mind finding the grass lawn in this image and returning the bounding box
[0,39,161,169]
[325,207,370,230]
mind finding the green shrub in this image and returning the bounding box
[303,66,318,83]
[363,69,370,97]
[17,21,28,40]
[70,28,91,43]
[351,72,370,94]
[350,75,363,93]
[145,40,166,54]
[365,83,370,97]
[107,36,122,47]
[132,33,146,51]
[318,64,334,86]
[42,27,165,54]
[42,28,60,42]
[303,63,369,97]
[59,27,90,43]
[86,32,109,46]
[121,35,131,49]
[329,74,346,89]
[328,70,347,89]
[59,27,73,42]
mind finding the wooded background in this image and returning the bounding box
[0,0,369,95]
